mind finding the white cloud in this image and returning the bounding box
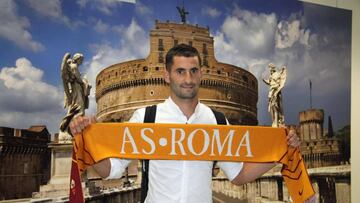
[76,0,88,8]
[94,19,110,33]
[213,6,350,128]
[201,6,221,18]
[116,18,149,57]
[135,1,153,17]
[119,0,136,3]
[225,7,277,57]
[272,16,349,96]
[83,18,149,114]
[213,6,277,75]
[77,0,136,15]
[0,0,44,52]
[27,0,62,19]
[97,0,119,15]
[26,0,83,28]
[275,20,311,49]
[92,0,127,15]
[0,58,64,134]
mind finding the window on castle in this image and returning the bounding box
[159,52,164,63]
[242,75,248,83]
[189,41,192,46]
[97,80,101,85]
[143,66,148,71]
[202,43,208,54]
[203,55,208,67]
[24,162,29,174]
[158,39,164,51]
[174,39,178,46]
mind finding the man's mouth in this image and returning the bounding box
[181,85,194,89]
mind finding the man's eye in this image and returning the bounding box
[176,70,184,74]
[191,68,198,74]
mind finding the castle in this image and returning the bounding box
[95,20,258,126]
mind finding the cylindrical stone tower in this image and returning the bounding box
[96,20,258,125]
[299,109,342,168]
[299,109,324,141]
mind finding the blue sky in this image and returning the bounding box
[0,0,351,135]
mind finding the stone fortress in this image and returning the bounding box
[299,109,343,168]
[0,126,51,200]
[95,20,258,126]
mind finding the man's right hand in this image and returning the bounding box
[69,115,96,135]
[69,116,111,178]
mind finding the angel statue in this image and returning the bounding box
[176,5,189,23]
[262,63,287,127]
[59,53,91,142]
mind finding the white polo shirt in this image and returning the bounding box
[107,97,243,203]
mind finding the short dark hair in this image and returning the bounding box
[165,43,201,71]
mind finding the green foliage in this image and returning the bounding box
[335,125,350,162]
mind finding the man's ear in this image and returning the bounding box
[164,69,170,84]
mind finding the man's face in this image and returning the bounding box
[164,56,202,100]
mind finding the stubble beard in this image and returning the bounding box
[170,82,199,100]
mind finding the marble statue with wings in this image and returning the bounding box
[262,63,287,127]
[59,52,91,142]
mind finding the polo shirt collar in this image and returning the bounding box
[165,97,201,120]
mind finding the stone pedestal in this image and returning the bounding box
[33,142,76,199]
[49,142,73,185]
[32,142,102,200]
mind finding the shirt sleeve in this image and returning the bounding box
[217,161,243,181]
[128,107,146,123]
[105,158,132,179]
[105,108,146,179]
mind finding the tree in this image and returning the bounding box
[335,125,350,163]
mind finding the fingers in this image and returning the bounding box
[69,115,97,135]
[305,195,317,203]
[90,115,97,123]
[286,127,301,148]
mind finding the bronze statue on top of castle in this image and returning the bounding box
[263,63,287,127]
[176,5,189,23]
[59,52,91,142]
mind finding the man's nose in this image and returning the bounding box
[184,71,193,83]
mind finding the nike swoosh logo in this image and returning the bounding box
[299,188,304,195]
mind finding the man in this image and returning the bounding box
[70,44,302,202]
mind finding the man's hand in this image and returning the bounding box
[69,115,112,178]
[305,195,317,203]
[69,115,96,135]
[287,127,301,148]
[279,124,301,148]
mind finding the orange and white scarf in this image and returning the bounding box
[73,123,314,203]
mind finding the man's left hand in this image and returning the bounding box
[280,125,301,148]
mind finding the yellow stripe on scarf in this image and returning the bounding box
[74,123,314,203]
